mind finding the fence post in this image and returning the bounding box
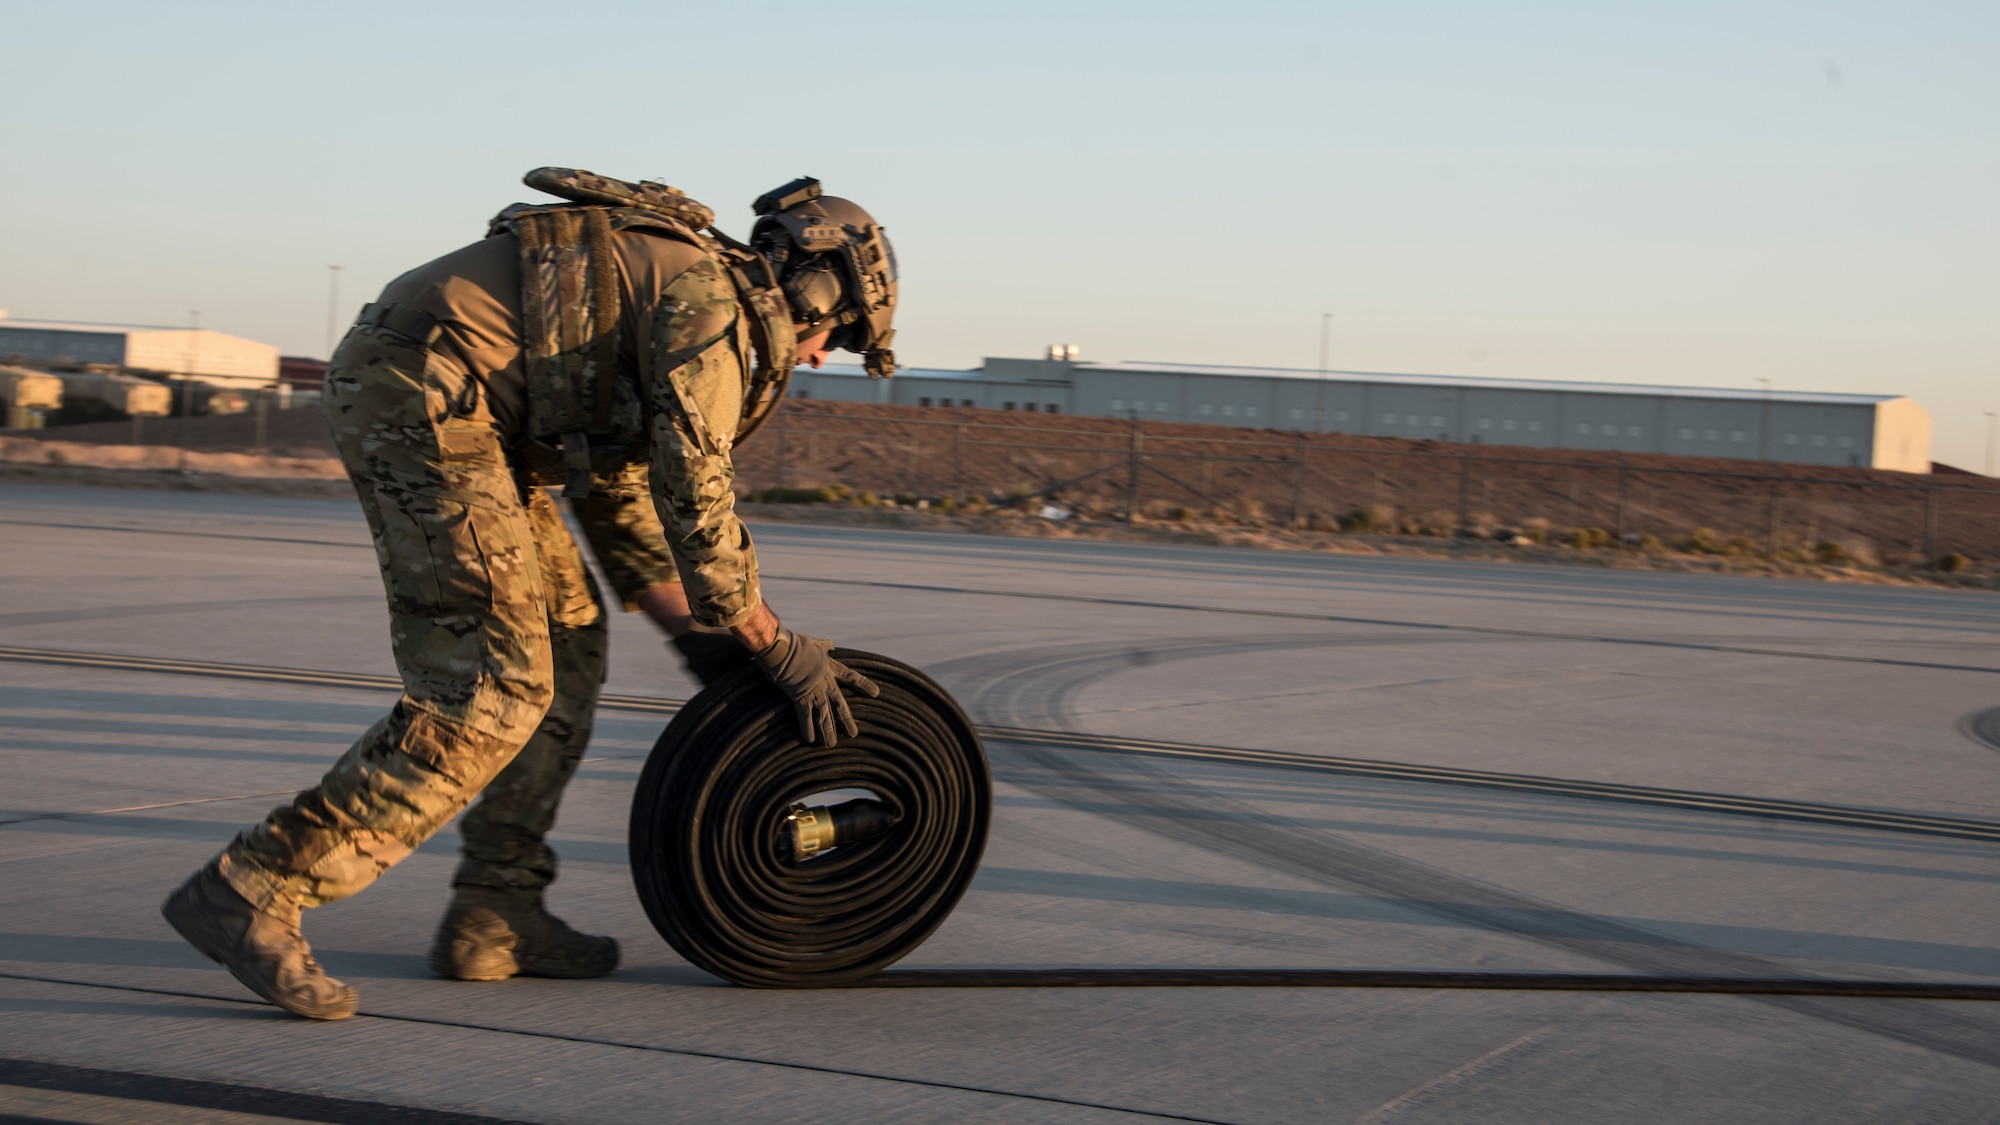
[1125,424,1143,523]
[1290,434,1308,525]
[1457,447,1473,530]
[775,404,788,490]
[1766,472,1780,554]
[1614,459,1629,541]
[953,421,966,503]
[1923,479,1940,560]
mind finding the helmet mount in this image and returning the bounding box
[750,177,898,379]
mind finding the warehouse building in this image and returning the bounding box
[788,352,1933,473]
[0,317,280,388]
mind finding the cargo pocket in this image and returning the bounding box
[326,332,446,493]
[371,497,491,619]
[661,330,746,457]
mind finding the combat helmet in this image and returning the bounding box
[749,178,898,378]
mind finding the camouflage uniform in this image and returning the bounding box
[217,235,762,917]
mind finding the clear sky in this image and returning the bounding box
[3,1,1994,465]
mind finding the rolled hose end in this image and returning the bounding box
[629,650,990,988]
[782,797,900,863]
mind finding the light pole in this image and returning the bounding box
[179,311,200,473]
[1312,312,1332,433]
[324,265,344,358]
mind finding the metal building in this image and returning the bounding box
[0,366,63,429]
[0,317,280,388]
[788,354,1933,473]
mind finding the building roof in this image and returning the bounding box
[805,357,1902,406]
[0,318,187,334]
[1084,359,1902,406]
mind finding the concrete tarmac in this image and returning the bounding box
[3,481,1999,1122]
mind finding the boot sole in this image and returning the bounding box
[161,884,359,1021]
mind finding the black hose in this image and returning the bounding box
[628,650,991,988]
[850,969,2000,1000]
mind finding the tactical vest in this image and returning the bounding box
[486,168,797,497]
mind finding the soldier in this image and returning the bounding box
[161,170,898,1019]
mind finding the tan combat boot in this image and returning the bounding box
[161,866,359,1021]
[428,886,619,981]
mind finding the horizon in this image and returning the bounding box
[2,1,1992,464]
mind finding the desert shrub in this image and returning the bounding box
[853,490,881,507]
[1938,552,1972,573]
[1727,534,1758,556]
[1685,528,1726,554]
[1411,509,1458,537]
[1566,527,1610,549]
[1226,496,1269,525]
[936,494,958,514]
[1637,534,1665,554]
[1344,503,1397,533]
[746,485,846,504]
[1813,540,1850,565]
[1169,505,1198,522]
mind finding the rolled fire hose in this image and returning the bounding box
[628,650,991,988]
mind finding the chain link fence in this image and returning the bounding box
[736,404,2000,564]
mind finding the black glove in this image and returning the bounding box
[671,631,753,687]
[752,629,880,746]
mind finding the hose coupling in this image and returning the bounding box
[782,798,897,862]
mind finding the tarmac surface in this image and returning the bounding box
[3,480,1999,1122]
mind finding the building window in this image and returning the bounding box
[1704,429,1719,442]
[1626,425,1641,437]
[1785,433,1800,445]
[1478,418,1493,429]
[1677,427,1693,440]
[1730,430,1745,443]
[1811,434,1826,447]
[1526,421,1541,432]
[1334,410,1350,423]
[962,399,975,407]
[1245,406,1258,418]
[919,396,932,407]
[1381,412,1397,424]
[1599,423,1615,436]
[1576,423,1591,435]
[1502,419,1517,431]
[1111,398,1125,411]
[1837,435,1854,448]
[1222,405,1236,417]
[1199,403,1213,415]
[1155,402,1167,413]
[1405,414,1420,425]
[1428,415,1443,427]
[1045,404,1059,413]
[1003,402,1016,411]
[1289,407,1304,420]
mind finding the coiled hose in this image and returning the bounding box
[628,650,990,988]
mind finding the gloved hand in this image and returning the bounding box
[671,630,752,687]
[752,629,880,746]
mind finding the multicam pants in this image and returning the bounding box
[217,322,675,916]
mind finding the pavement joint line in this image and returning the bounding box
[0,517,366,550]
[0,971,1235,1125]
[0,1057,547,1125]
[5,644,1998,845]
[0,790,303,828]
[767,574,2000,675]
